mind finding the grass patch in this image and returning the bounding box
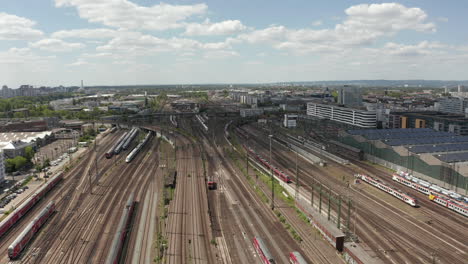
[21,175,33,187]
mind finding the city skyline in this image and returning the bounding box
[1,0,468,87]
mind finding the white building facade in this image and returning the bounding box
[306,103,376,128]
[283,114,298,128]
[0,150,5,183]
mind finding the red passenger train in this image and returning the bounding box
[8,201,56,259]
[245,146,292,183]
[0,172,63,239]
[253,237,275,264]
[355,174,417,207]
[289,251,308,264]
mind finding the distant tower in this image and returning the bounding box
[81,80,84,90]
[444,87,449,94]
[458,85,462,93]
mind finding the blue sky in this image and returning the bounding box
[1,0,467,87]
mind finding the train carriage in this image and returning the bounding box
[0,173,62,239]
[289,251,308,264]
[8,201,56,259]
[355,174,417,207]
[253,237,275,264]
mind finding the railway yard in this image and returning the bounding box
[0,115,466,264]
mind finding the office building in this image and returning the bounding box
[283,114,297,128]
[435,97,468,114]
[337,86,362,107]
[306,103,376,128]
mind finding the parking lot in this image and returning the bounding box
[35,139,77,166]
[0,179,42,214]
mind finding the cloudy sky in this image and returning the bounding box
[1,0,467,87]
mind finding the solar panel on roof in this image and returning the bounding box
[436,151,468,163]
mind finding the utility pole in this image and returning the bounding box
[88,169,93,194]
[94,136,98,180]
[246,147,249,175]
[337,195,342,229]
[311,178,314,208]
[295,150,299,200]
[269,134,274,210]
[327,187,331,221]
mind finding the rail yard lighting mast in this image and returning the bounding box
[269,134,274,210]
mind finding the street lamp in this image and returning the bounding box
[269,134,274,210]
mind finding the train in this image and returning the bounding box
[289,251,308,264]
[392,172,468,217]
[8,201,56,259]
[224,120,232,139]
[253,237,275,264]
[355,174,418,207]
[0,172,63,239]
[195,114,208,132]
[169,115,178,128]
[207,181,217,190]
[429,194,468,217]
[105,194,136,264]
[121,128,139,151]
[114,128,137,155]
[125,131,153,163]
[245,146,292,183]
[105,131,129,158]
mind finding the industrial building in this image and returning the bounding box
[306,103,376,128]
[338,128,468,192]
[337,86,362,107]
[283,114,298,128]
[389,111,468,135]
[240,108,264,117]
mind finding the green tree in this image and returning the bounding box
[5,156,28,172]
[13,112,25,118]
[24,146,35,161]
[5,159,16,173]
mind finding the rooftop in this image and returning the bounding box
[0,131,52,144]
[347,128,468,163]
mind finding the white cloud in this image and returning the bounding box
[0,12,43,40]
[67,58,89,66]
[204,50,239,59]
[381,41,447,57]
[30,38,85,52]
[239,25,287,44]
[341,3,435,34]
[312,20,322,26]
[96,31,234,56]
[245,60,263,65]
[54,0,207,31]
[184,19,247,36]
[82,52,113,58]
[52,28,117,39]
[0,47,55,65]
[238,3,436,54]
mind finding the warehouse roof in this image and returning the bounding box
[0,131,52,144]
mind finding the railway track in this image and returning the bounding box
[14,131,160,263]
[196,121,324,264]
[165,132,216,264]
[0,131,123,263]
[241,125,468,264]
